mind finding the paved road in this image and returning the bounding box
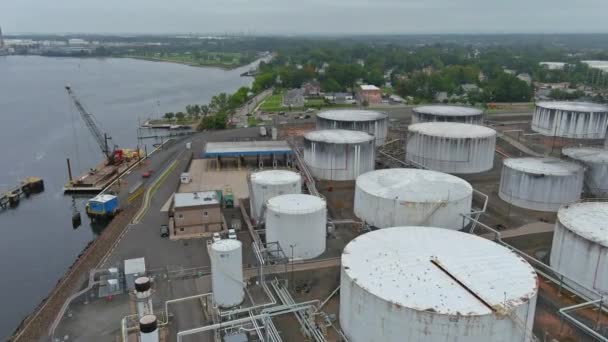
[234,88,273,127]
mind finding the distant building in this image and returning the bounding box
[283,88,305,107]
[540,62,567,70]
[68,38,88,46]
[517,73,532,86]
[325,92,355,104]
[357,85,382,105]
[302,80,321,97]
[503,68,516,75]
[535,82,570,90]
[172,191,223,239]
[478,71,487,82]
[461,83,481,93]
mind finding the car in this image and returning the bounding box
[160,225,169,238]
[228,229,237,240]
[142,169,154,178]
[212,232,221,243]
[304,114,311,119]
[306,108,315,113]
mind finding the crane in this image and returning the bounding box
[65,85,123,165]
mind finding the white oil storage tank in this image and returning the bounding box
[532,101,608,138]
[249,170,301,221]
[265,194,326,260]
[562,147,608,196]
[412,105,484,124]
[406,122,496,173]
[303,129,375,181]
[210,239,244,308]
[551,202,608,299]
[316,109,389,145]
[354,168,473,230]
[340,226,538,342]
[499,158,584,212]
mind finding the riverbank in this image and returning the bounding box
[124,55,251,70]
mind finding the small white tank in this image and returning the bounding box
[340,226,538,342]
[406,122,496,173]
[134,277,153,318]
[354,169,473,230]
[210,239,244,308]
[499,158,584,212]
[249,170,301,221]
[562,147,608,196]
[303,129,375,181]
[551,202,608,299]
[532,101,608,138]
[412,105,484,124]
[265,194,326,260]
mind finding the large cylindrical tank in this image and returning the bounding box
[412,105,484,124]
[406,122,496,173]
[562,147,608,196]
[249,170,301,221]
[303,129,375,181]
[532,101,608,138]
[340,226,538,342]
[551,202,608,300]
[210,239,244,308]
[316,109,389,145]
[354,168,473,230]
[265,194,326,260]
[499,158,584,212]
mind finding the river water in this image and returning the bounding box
[0,56,255,338]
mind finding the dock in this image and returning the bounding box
[0,177,44,209]
[63,158,140,194]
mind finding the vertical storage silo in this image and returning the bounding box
[412,105,484,124]
[303,129,375,181]
[210,239,244,308]
[354,168,473,230]
[249,170,301,221]
[316,109,389,145]
[265,194,326,260]
[551,202,608,300]
[562,147,608,196]
[139,315,159,342]
[406,122,496,173]
[340,226,538,342]
[134,277,153,318]
[499,158,584,212]
[532,101,608,138]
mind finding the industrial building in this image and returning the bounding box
[356,84,382,105]
[562,147,608,196]
[412,105,484,124]
[532,101,608,139]
[499,158,584,212]
[354,168,473,230]
[340,226,538,342]
[551,201,608,300]
[249,170,302,222]
[406,122,496,173]
[303,129,375,181]
[316,109,389,145]
[171,191,224,239]
[202,141,293,170]
[265,194,326,260]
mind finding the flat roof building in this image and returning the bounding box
[172,191,223,239]
[357,84,382,105]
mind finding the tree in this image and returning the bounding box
[201,105,210,117]
[164,112,174,120]
[175,112,186,121]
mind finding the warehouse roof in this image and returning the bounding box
[317,109,387,122]
[413,105,483,116]
[202,141,292,157]
[342,226,538,315]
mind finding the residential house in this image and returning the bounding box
[302,80,321,97]
[357,85,382,105]
[516,73,532,85]
[283,88,305,108]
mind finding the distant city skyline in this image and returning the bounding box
[3,0,608,35]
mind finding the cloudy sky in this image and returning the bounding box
[2,0,607,35]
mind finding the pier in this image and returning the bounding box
[0,177,44,209]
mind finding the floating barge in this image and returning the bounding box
[63,158,139,194]
[0,177,44,209]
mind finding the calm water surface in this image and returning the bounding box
[0,55,254,338]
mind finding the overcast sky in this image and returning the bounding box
[2,0,608,35]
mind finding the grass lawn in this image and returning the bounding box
[247,116,261,126]
[259,93,285,112]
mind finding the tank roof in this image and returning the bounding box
[304,129,374,144]
[504,158,582,176]
[356,168,472,202]
[558,202,608,247]
[562,147,608,164]
[317,109,387,122]
[267,194,325,214]
[408,122,496,138]
[536,101,608,112]
[342,226,538,316]
[251,170,301,185]
[212,239,242,252]
[413,105,483,116]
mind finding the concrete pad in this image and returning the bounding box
[179,159,249,206]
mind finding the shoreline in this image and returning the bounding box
[122,55,251,70]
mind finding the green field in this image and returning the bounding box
[127,51,252,69]
[259,93,285,112]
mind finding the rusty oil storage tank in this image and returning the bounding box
[340,226,538,342]
[532,101,608,139]
[412,105,484,124]
[406,122,496,174]
[303,129,375,181]
[499,157,584,212]
[316,109,389,145]
[249,169,301,222]
[562,147,608,196]
[551,201,608,300]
